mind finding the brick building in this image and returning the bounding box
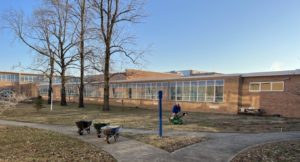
[1,69,299,117]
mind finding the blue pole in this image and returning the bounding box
[158,91,163,137]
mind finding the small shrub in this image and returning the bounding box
[34,96,43,112]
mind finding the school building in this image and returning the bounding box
[1,69,300,118]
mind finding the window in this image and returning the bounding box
[249,83,260,91]
[169,82,176,101]
[272,82,284,91]
[206,80,215,102]
[190,81,197,102]
[261,82,271,91]
[39,86,48,96]
[151,82,157,99]
[215,80,224,102]
[197,81,206,102]
[66,85,78,96]
[145,83,152,99]
[105,80,224,103]
[176,82,183,101]
[137,83,144,99]
[182,81,190,101]
[249,81,284,92]
[129,83,137,99]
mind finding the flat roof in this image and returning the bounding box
[108,69,300,83]
[3,69,300,84]
[240,69,300,77]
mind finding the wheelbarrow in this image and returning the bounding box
[93,122,110,138]
[101,125,121,144]
[75,120,92,135]
[169,112,187,125]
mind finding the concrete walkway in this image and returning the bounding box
[0,119,299,162]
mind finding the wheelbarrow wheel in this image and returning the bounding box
[114,133,119,142]
[78,129,83,135]
[106,136,110,144]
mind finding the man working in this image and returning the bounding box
[171,103,181,118]
[170,103,187,124]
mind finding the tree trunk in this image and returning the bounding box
[78,0,85,108]
[103,46,110,111]
[79,50,84,107]
[47,57,54,104]
[61,65,67,106]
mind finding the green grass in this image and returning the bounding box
[1,102,300,133]
[0,125,116,162]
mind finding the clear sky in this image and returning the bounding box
[0,0,300,74]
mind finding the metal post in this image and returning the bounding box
[158,90,163,137]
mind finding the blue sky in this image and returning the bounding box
[0,0,300,74]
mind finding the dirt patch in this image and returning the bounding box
[0,125,116,162]
[231,140,300,162]
[122,132,205,152]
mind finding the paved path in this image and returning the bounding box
[0,120,299,162]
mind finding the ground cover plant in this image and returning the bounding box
[0,102,299,133]
[231,140,300,162]
[121,132,204,152]
[0,125,116,162]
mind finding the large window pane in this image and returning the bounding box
[151,82,157,99]
[249,83,260,91]
[206,80,215,102]
[176,82,182,101]
[272,82,284,91]
[261,83,271,91]
[145,83,151,99]
[198,81,206,102]
[215,86,224,102]
[190,81,197,102]
[182,81,190,101]
[169,82,176,101]
[137,83,144,99]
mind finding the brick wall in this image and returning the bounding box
[241,75,300,118]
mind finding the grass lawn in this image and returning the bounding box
[121,132,204,152]
[0,102,299,133]
[231,140,300,162]
[0,125,116,162]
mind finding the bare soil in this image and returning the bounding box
[231,140,300,162]
[121,132,205,152]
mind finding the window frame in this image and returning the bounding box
[249,81,284,92]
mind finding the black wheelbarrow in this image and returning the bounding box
[75,120,92,135]
[101,125,121,144]
[93,122,110,138]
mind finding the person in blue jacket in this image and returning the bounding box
[172,103,181,114]
[171,103,181,119]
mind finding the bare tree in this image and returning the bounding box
[47,0,79,106]
[71,0,88,108]
[3,0,79,106]
[2,9,56,104]
[71,0,97,108]
[90,0,145,111]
